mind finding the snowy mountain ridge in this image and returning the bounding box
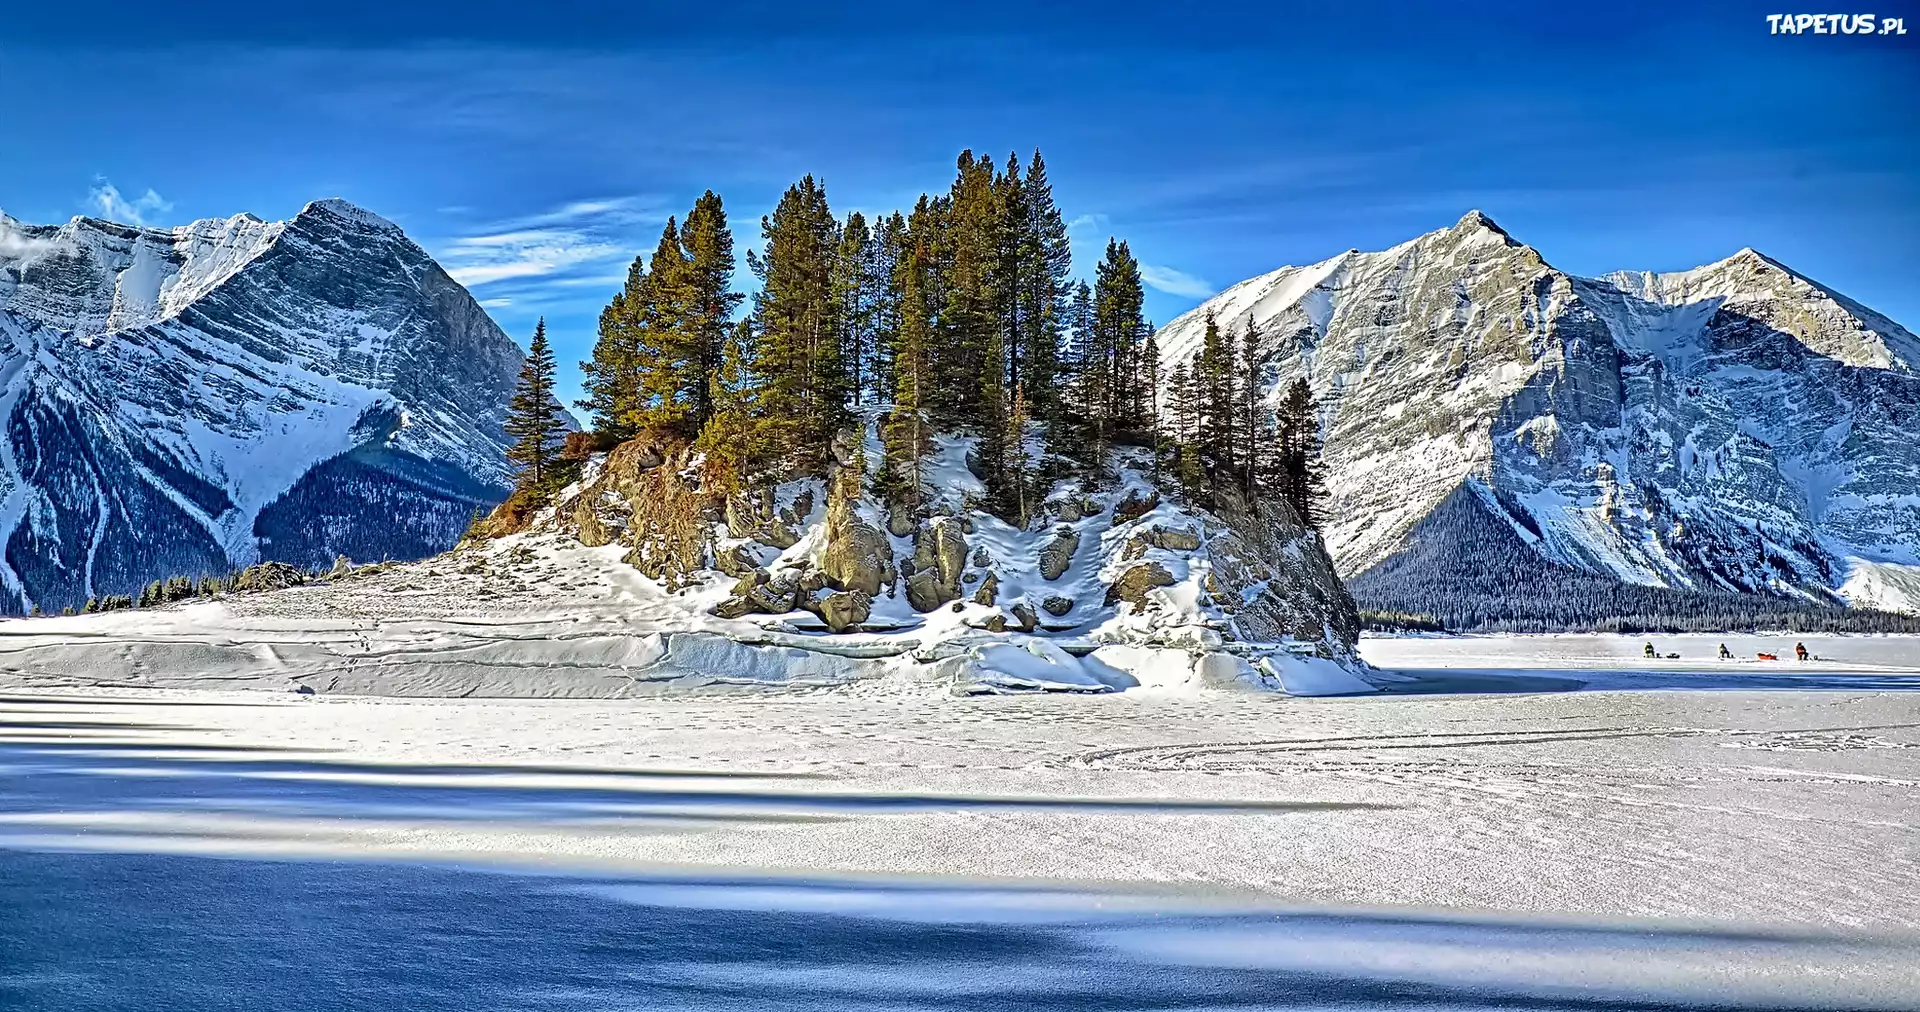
[0,198,530,614]
[1156,212,1920,619]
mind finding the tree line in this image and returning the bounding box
[503,148,1329,531]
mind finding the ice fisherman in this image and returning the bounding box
[1643,642,1656,659]
[1796,642,1809,662]
[1718,643,1733,660]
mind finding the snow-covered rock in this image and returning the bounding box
[0,199,539,613]
[1156,211,1920,616]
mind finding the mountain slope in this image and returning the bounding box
[0,199,532,613]
[1155,212,1920,620]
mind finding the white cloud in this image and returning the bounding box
[0,217,63,259]
[442,229,625,286]
[88,179,173,226]
[434,197,654,288]
[1067,212,1110,235]
[478,297,513,308]
[1138,264,1215,299]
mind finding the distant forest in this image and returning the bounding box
[1351,485,1920,634]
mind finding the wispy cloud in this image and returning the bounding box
[89,179,173,226]
[1139,264,1214,299]
[0,217,63,259]
[1067,212,1110,236]
[478,297,514,308]
[433,197,656,288]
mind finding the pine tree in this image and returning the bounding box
[1236,319,1265,499]
[868,212,907,402]
[695,317,774,492]
[504,318,565,490]
[1276,377,1327,528]
[1063,279,1106,476]
[634,216,696,435]
[932,150,1005,424]
[1195,310,1238,496]
[579,256,648,439]
[679,190,742,428]
[1016,149,1072,421]
[832,211,876,405]
[877,213,937,517]
[1092,239,1146,432]
[750,175,846,471]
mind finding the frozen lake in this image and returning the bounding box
[4,634,1919,1007]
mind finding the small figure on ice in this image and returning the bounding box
[1718,643,1733,661]
[1795,642,1809,662]
[1643,642,1657,659]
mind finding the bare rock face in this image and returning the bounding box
[1009,601,1038,632]
[1105,562,1175,607]
[574,497,614,548]
[232,560,306,593]
[812,589,871,633]
[1206,494,1362,656]
[1141,525,1202,551]
[1038,530,1080,581]
[1113,489,1160,525]
[904,516,969,612]
[971,572,1000,606]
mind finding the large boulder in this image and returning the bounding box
[1105,562,1175,608]
[904,517,968,612]
[1042,594,1075,616]
[1038,530,1080,581]
[813,589,871,633]
[1113,488,1160,525]
[233,561,305,593]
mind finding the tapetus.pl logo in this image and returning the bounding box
[1766,13,1907,33]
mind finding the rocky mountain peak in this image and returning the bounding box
[0,198,532,614]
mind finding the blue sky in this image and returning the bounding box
[3,1,1916,405]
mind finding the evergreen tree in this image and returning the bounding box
[868,212,908,402]
[1092,238,1147,432]
[1276,377,1327,528]
[750,175,847,470]
[695,318,775,492]
[579,254,648,439]
[1016,149,1071,421]
[633,217,696,434]
[1063,279,1106,475]
[832,211,877,405]
[1236,319,1266,499]
[932,150,1004,424]
[504,318,565,490]
[877,213,937,517]
[679,191,742,427]
[1195,310,1238,496]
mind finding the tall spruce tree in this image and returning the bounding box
[504,318,565,490]
[832,211,877,405]
[634,216,695,434]
[868,212,908,403]
[933,150,1004,424]
[750,175,846,470]
[1017,149,1071,421]
[1276,377,1327,528]
[877,211,937,518]
[679,191,742,428]
[580,256,648,438]
[1092,239,1147,433]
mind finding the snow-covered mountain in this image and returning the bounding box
[1157,211,1920,619]
[0,198,532,614]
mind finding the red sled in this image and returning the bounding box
[1756,652,1779,661]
